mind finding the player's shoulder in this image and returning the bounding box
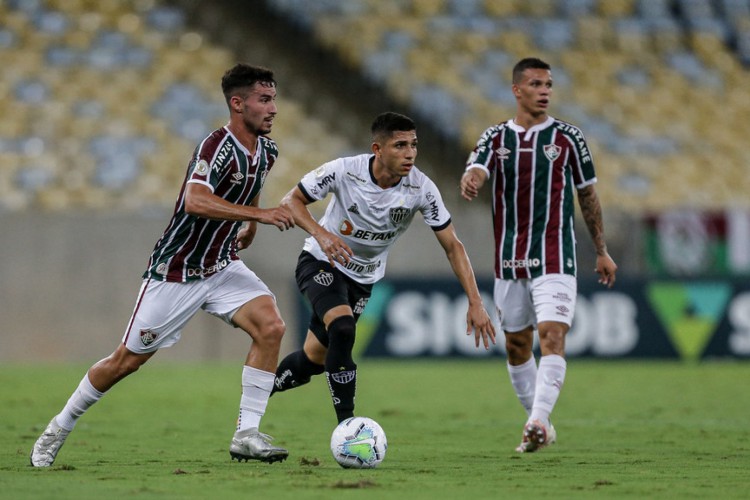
[198,127,230,153]
[402,165,436,192]
[258,135,279,157]
[552,118,586,138]
[477,120,512,142]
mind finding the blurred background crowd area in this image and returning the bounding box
[2,0,749,277]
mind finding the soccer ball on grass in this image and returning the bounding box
[330,416,387,469]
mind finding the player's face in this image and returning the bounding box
[237,82,277,135]
[376,130,418,178]
[513,68,552,117]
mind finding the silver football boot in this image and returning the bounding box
[30,417,70,467]
[229,428,288,463]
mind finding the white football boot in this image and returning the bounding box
[30,417,70,467]
[230,428,288,463]
[515,420,556,453]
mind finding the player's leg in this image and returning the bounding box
[272,327,326,394]
[494,278,537,416]
[30,278,196,467]
[522,274,576,452]
[205,261,288,463]
[321,306,358,423]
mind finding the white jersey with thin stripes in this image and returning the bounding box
[298,154,452,284]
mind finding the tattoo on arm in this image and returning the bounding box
[578,185,607,256]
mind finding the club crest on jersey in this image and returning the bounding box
[140,329,158,347]
[495,147,511,160]
[389,207,410,224]
[314,271,334,287]
[544,144,561,161]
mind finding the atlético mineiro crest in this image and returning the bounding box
[140,329,158,347]
[389,207,410,224]
[314,271,334,286]
[543,144,561,161]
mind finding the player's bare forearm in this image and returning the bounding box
[577,185,607,256]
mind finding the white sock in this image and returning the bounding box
[529,354,567,427]
[55,373,105,431]
[236,365,275,432]
[507,356,537,417]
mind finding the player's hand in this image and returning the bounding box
[316,231,353,267]
[460,172,480,201]
[260,206,295,231]
[235,223,256,250]
[595,253,617,288]
[466,302,496,350]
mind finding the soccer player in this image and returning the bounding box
[30,64,295,467]
[271,112,496,423]
[460,58,618,452]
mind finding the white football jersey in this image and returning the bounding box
[299,154,451,284]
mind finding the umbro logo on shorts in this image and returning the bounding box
[313,271,334,286]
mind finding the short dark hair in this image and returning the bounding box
[221,64,276,105]
[371,112,416,142]
[512,58,551,84]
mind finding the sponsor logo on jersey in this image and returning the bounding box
[352,229,397,241]
[230,171,244,184]
[194,159,209,176]
[213,140,233,171]
[353,297,369,315]
[348,203,360,214]
[314,271,334,287]
[424,192,440,222]
[156,262,168,275]
[186,258,230,277]
[544,144,562,161]
[330,370,356,384]
[340,219,354,235]
[345,259,381,274]
[314,166,327,177]
[495,147,511,160]
[346,171,367,184]
[402,182,420,190]
[390,207,410,224]
[316,172,336,190]
[502,258,541,269]
[140,329,158,347]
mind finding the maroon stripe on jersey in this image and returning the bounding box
[122,279,151,346]
[512,134,534,280]
[544,134,567,275]
[491,132,507,280]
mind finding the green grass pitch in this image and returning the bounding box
[2,359,749,499]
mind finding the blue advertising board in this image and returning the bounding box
[296,277,750,360]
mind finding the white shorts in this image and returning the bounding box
[493,274,577,332]
[122,260,274,353]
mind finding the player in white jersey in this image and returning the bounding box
[30,64,295,467]
[271,112,496,423]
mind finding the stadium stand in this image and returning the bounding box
[2,0,748,214]
[263,0,750,213]
[0,0,355,212]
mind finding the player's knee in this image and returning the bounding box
[327,316,356,349]
[255,317,286,346]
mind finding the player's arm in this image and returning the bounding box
[235,196,260,250]
[280,185,353,266]
[184,183,293,231]
[577,184,617,288]
[433,223,496,349]
[460,167,488,201]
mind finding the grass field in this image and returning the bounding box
[2,359,749,499]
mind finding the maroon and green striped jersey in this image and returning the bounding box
[143,127,278,282]
[465,116,597,280]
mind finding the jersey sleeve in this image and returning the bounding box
[419,177,452,231]
[298,159,341,201]
[567,127,597,189]
[464,125,500,178]
[187,136,234,193]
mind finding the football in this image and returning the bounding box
[330,416,387,469]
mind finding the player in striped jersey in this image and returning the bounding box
[460,58,618,452]
[31,64,295,467]
[271,112,496,424]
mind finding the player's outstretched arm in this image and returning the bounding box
[434,224,496,349]
[185,183,294,231]
[577,184,617,288]
[280,186,353,266]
